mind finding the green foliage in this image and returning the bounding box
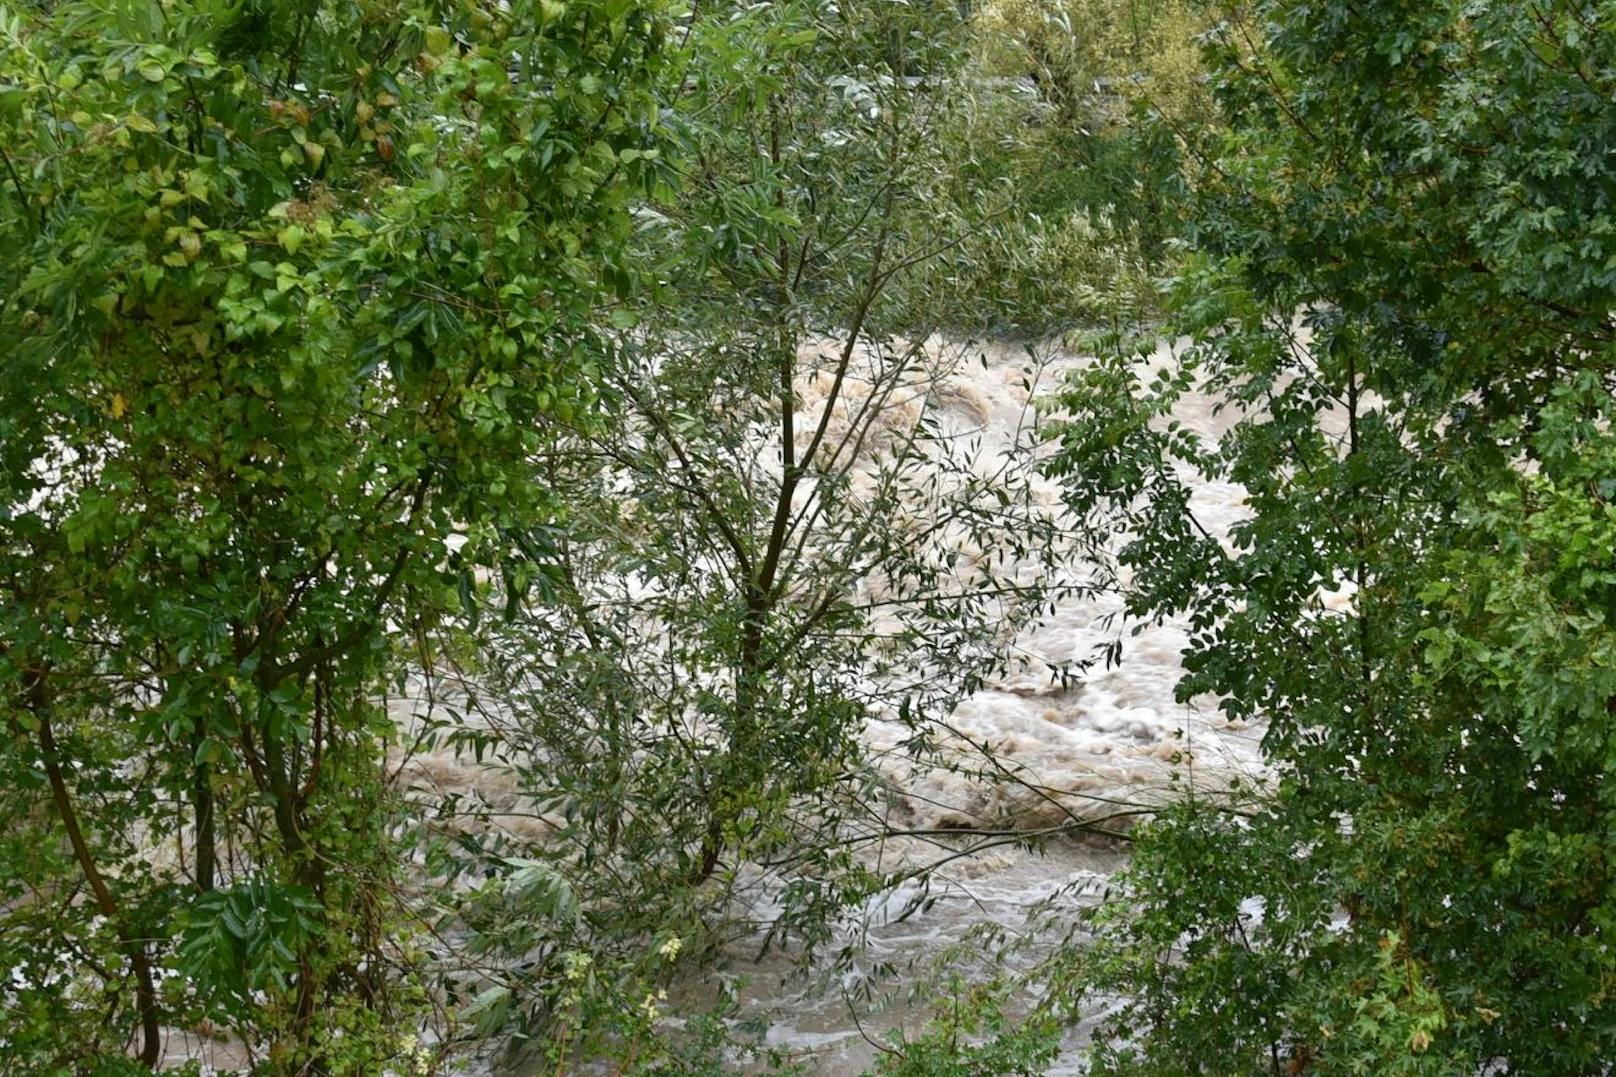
[411,0,1109,1066]
[866,974,1064,1076]
[1048,0,1616,1072]
[972,0,1212,270]
[977,0,1211,128]
[0,0,667,1068]
[178,878,324,1011]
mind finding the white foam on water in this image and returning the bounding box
[642,337,1266,1073]
[397,336,1265,1074]
[841,337,1263,835]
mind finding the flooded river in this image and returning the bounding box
[432,337,1265,1073]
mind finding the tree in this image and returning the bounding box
[976,0,1209,130]
[0,0,667,1068]
[973,0,1214,271]
[413,0,1111,1064]
[1048,0,1616,1072]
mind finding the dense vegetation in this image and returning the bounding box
[0,0,669,1069]
[1052,1,1616,1073]
[2,0,1613,1073]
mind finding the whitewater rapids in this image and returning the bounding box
[398,335,1265,1074]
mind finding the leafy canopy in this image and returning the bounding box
[0,0,667,1068]
[1049,0,1616,1072]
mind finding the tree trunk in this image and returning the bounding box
[29,672,163,1068]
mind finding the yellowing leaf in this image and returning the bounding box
[110,393,128,419]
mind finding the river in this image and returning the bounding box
[412,336,1266,1073]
